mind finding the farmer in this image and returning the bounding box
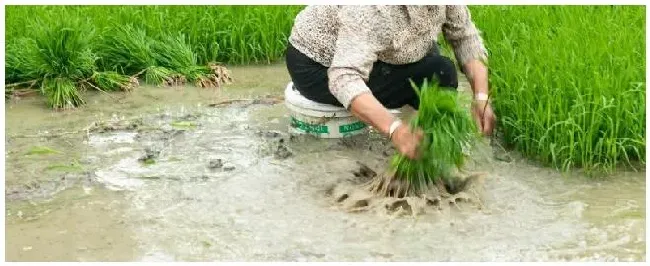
[285,6,496,159]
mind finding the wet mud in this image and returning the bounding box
[4,64,646,262]
[327,162,487,217]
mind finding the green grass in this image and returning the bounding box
[469,6,646,174]
[5,5,302,66]
[389,80,480,194]
[5,5,303,107]
[5,13,134,108]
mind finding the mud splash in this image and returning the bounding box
[326,162,487,217]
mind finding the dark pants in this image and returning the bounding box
[285,43,458,110]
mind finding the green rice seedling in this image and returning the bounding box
[45,161,84,172]
[367,80,480,197]
[91,71,137,91]
[96,24,155,72]
[154,5,303,64]
[7,5,303,66]
[6,5,301,93]
[152,33,197,70]
[151,33,215,87]
[170,120,198,129]
[5,38,39,84]
[41,77,85,109]
[26,146,62,156]
[5,39,38,99]
[143,66,176,86]
[469,6,645,174]
[97,24,174,86]
[29,19,97,81]
[10,18,97,108]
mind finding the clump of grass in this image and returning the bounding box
[5,39,39,98]
[367,80,480,197]
[97,24,175,86]
[30,21,96,81]
[470,6,645,174]
[150,33,233,88]
[41,78,85,109]
[7,17,124,109]
[91,71,138,91]
[143,66,176,86]
[151,33,211,86]
[5,38,38,84]
[97,26,224,88]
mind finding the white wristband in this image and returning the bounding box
[388,120,402,140]
[475,92,489,101]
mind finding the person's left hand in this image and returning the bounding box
[471,100,496,136]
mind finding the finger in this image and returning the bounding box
[410,141,421,159]
[411,144,421,159]
[416,130,424,141]
[399,146,415,160]
[413,149,422,160]
[484,113,496,135]
[407,149,418,160]
[482,118,492,135]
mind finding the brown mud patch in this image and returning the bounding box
[326,162,488,217]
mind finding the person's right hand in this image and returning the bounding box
[391,124,424,159]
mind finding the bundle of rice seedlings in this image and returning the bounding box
[41,78,85,109]
[97,24,174,86]
[207,62,234,87]
[30,21,96,81]
[366,80,480,198]
[185,63,234,88]
[24,20,96,108]
[143,66,176,86]
[151,33,216,87]
[90,71,138,91]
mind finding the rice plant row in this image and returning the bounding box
[469,6,645,174]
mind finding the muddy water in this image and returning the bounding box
[4,63,646,262]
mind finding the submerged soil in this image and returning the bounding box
[325,159,488,217]
[4,63,646,262]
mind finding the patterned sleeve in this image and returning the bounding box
[327,6,390,109]
[442,5,488,66]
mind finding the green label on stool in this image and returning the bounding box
[339,121,367,133]
[291,117,329,134]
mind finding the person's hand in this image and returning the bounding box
[471,99,496,136]
[391,123,424,159]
